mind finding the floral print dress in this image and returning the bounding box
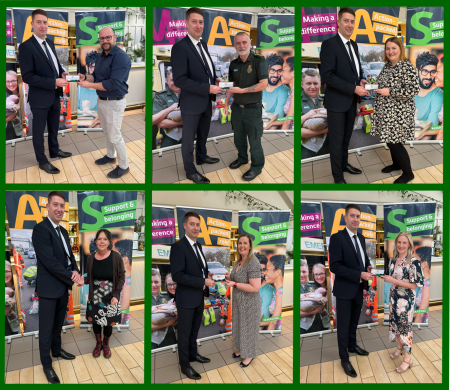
[370,61,420,143]
[388,256,424,354]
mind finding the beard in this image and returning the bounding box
[268,76,280,86]
[419,76,435,90]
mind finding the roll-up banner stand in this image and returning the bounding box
[12,8,72,145]
[151,205,178,351]
[301,201,324,254]
[257,13,294,134]
[152,7,252,153]
[77,191,137,330]
[301,255,331,338]
[75,10,126,133]
[6,62,24,142]
[238,210,290,335]
[322,201,379,330]
[406,7,443,144]
[5,191,72,338]
[5,250,23,341]
[383,202,436,327]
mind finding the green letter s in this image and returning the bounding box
[386,209,407,240]
[79,16,99,46]
[260,19,279,48]
[409,12,433,46]
[81,195,104,231]
[242,216,262,246]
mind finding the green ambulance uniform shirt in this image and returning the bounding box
[301,281,317,294]
[152,84,180,140]
[229,52,268,105]
[152,292,169,306]
[301,90,324,115]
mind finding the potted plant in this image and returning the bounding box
[133,48,144,63]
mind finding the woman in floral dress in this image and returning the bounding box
[380,231,424,373]
[371,37,419,184]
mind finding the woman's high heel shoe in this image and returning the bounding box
[396,358,413,373]
[390,347,403,360]
[232,352,241,358]
[239,358,253,368]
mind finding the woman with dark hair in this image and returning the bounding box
[264,254,285,330]
[113,239,133,324]
[165,272,177,299]
[84,229,125,359]
[6,70,23,140]
[412,246,431,324]
[281,57,294,130]
[224,234,261,368]
[255,252,274,330]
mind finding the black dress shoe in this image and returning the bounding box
[187,172,210,184]
[334,179,347,184]
[43,367,60,384]
[348,345,369,356]
[196,156,220,165]
[49,150,72,159]
[394,173,414,184]
[39,162,60,174]
[229,159,246,170]
[190,354,211,363]
[52,349,76,360]
[242,170,260,182]
[181,366,202,380]
[381,164,400,173]
[341,361,357,378]
[344,164,362,174]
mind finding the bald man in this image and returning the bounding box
[77,26,131,179]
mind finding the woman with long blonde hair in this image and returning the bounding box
[224,234,261,368]
[380,231,424,373]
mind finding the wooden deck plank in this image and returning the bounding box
[50,160,68,183]
[282,149,294,162]
[33,365,49,384]
[19,367,34,384]
[6,370,21,384]
[71,154,91,177]
[216,167,236,183]
[129,367,144,384]
[414,168,438,183]
[205,369,224,383]
[266,351,292,380]
[26,165,40,183]
[274,151,294,172]
[204,171,221,183]
[424,166,443,183]
[128,162,145,183]
[333,359,348,383]
[108,347,138,383]
[71,355,91,383]
[61,158,82,183]
[105,373,123,383]
[14,168,27,183]
[123,343,144,369]
[113,346,139,370]
[59,359,79,384]
[127,142,145,159]
[306,363,320,383]
[320,361,334,383]
[348,356,362,383]
[81,353,108,384]
[6,171,14,183]
[81,174,96,183]
[368,352,390,383]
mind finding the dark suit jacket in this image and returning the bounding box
[170,236,209,309]
[320,34,364,112]
[32,217,79,299]
[18,35,64,109]
[329,228,371,300]
[171,36,217,115]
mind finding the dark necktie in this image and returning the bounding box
[193,242,205,277]
[56,226,71,267]
[42,41,59,79]
[346,41,359,84]
[353,234,365,271]
[197,42,214,85]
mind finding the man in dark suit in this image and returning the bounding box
[171,7,222,184]
[170,212,215,380]
[18,9,72,174]
[320,8,369,183]
[32,191,83,383]
[329,204,374,377]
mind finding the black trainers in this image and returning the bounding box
[95,155,117,165]
[107,166,130,179]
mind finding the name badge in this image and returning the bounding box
[304,106,310,109]
[168,100,173,102]
[234,69,238,72]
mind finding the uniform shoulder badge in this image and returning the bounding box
[247,65,252,73]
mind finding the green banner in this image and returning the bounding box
[102,200,137,215]
[259,221,289,233]
[405,213,435,225]
[95,20,125,32]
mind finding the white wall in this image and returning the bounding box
[152,191,293,227]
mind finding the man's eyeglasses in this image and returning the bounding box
[313,273,326,277]
[269,68,282,75]
[420,69,437,77]
[6,80,17,85]
[99,36,113,42]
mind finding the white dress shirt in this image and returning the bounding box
[338,32,360,78]
[33,34,61,78]
[48,217,71,267]
[346,227,364,282]
[187,33,214,84]
[185,234,206,269]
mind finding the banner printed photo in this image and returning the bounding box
[6,62,24,141]
[5,251,22,338]
[406,7,443,141]
[152,7,252,150]
[322,202,379,327]
[13,9,72,139]
[238,210,290,331]
[152,205,176,245]
[257,14,294,131]
[7,10,13,45]
[77,191,137,327]
[301,202,324,253]
[301,255,330,335]
[5,191,70,335]
[383,202,436,325]
[76,11,126,130]
[302,7,337,44]
[175,206,232,340]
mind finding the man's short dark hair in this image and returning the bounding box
[186,7,204,20]
[416,51,439,70]
[266,53,284,69]
[184,211,201,224]
[48,191,65,203]
[85,51,98,67]
[32,9,48,21]
[345,204,361,215]
[338,7,355,20]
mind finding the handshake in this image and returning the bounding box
[72,271,84,287]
